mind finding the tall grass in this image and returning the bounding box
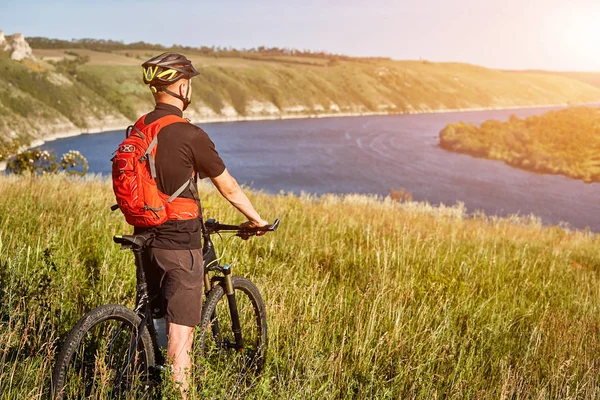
[1,175,600,398]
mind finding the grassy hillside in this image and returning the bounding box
[49,49,600,118]
[1,175,600,398]
[0,51,129,160]
[439,107,600,182]
[557,72,600,89]
[2,37,600,159]
[512,70,600,89]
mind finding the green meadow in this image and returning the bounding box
[1,175,600,398]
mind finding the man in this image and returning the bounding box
[136,53,268,395]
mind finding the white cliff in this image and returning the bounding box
[0,30,35,61]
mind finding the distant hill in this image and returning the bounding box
[2,34,600,160]
[439,107,600,182]
[507,69,600,90]
[558,72,600,89]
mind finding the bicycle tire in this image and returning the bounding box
[198,276,268,374]
[51,304,156,399]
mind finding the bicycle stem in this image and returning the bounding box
[202,234,216,294]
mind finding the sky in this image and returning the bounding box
[0,0,599,71]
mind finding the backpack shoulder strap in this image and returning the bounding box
[148,114,189,130]
[131,114,187,136]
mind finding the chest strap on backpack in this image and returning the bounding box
[143,177,191,215]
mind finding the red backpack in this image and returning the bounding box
[112,114,199,227]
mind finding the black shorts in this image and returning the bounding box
[143,247,204,327]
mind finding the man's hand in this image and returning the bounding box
[240,219,270,236]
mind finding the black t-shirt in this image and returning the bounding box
[134,103,226,249]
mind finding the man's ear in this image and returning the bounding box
[179,80,190,97]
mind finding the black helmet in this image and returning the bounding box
[141,52,200,87]
[141,52,199,110]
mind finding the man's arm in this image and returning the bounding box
[210,168,268,228]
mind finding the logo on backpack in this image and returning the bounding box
[111,115,199,227]
[119,144,136,153]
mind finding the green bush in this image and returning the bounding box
[7,149,88,176]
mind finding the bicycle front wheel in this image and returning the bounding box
[51,304,156,399]
[198,276,268,374]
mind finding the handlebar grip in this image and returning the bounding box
[241,218,281,233]
[269,218,280,231]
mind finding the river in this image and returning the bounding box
[36,107,600,232]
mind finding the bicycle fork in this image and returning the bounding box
[223,265,244,352]
[204,265,244,352]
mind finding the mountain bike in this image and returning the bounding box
[51,217,279,399]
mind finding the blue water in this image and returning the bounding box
[36,107,600,231]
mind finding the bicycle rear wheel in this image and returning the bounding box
[198,276,268,374]
[51,304,156,399]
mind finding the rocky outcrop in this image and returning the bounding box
[8,33,35,61]
[0,30,35,61]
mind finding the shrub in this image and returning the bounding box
[6,149,88,176]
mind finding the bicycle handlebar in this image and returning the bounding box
[205,218,280,238]
[113,219,280,250]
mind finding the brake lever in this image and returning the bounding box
[237,231,252,240]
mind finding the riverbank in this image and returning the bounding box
[0,118,127,172]
[27,121,128,149]
[187,101,583,124]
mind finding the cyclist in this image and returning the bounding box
[133,52,268,396]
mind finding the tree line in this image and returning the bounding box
[26,37,390,62]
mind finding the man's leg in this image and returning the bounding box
[167,322,195,395]
[150,247,204,397]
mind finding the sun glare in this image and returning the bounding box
[561,9,600,68]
